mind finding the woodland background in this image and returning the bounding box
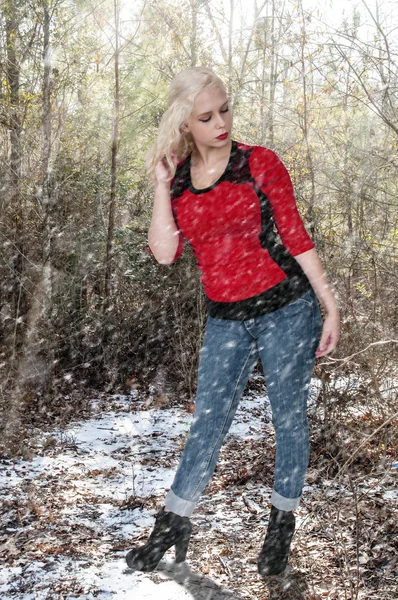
[0,0,397,450]
[0,2,397,597]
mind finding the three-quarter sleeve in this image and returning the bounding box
[250,146,314,256]
[170,230,184,262]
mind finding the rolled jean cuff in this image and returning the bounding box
[271,489,301,511]
[165,488,196,517]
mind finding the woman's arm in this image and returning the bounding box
[148,159,180,265]
[294,248,340,358]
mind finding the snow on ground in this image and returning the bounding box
[1,376,396,599]
[0,380,273,599]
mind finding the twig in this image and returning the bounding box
[347,470,361,600]
[333,411,398,479]
[242,495,262,514]
[318,339,398,368]
[218,555,232,577]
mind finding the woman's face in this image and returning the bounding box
[186,86,232,150]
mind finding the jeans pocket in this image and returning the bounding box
[289,289,315,308]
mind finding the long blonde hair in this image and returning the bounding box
[145,67,227,181]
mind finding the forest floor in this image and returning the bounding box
[0,375,397,600]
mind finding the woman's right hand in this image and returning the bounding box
[154,151,178,185]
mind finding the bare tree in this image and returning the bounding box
[4,0,61,438]
[297,0,315,232]
[334,0,398,135]
[104,0,120,307]
[2,0,24,356]
[190,0,198,66]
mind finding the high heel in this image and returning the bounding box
[125,506,192,571]
[175,528,191,563]
[257,505,295,577]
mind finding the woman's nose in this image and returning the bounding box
[216,113,225,128]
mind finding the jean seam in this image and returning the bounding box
[291,291,313,308]
[206,319,236,330]
[273,318,286,482]
[266,300,315,500]
[190,343,255,499]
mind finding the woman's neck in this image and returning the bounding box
[191,140,232,168]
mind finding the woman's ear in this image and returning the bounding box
[180,123,190,133]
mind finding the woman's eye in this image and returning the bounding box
[199,107,229,123]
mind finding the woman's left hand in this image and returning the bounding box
[315,312,340,358]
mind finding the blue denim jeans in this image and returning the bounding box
[165,289,322,517]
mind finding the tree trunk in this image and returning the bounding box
[5,1,55,441]
[267,0,277,147]
[21,1,54,390]
[228,0,234,97]
[298,0,315,234]
[104,0,120,307]
[42,3,53,262]
[5,3,24,356]
[190,0,197,67]
[233,0,268,111]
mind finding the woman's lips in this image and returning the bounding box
[216,132,228,140]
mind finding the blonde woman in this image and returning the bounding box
[126,67,340,577]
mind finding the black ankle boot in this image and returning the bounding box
[125,507,192,571]
[257,505,295,577]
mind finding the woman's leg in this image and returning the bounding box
[126,317,257,571]
[254,290,321,576]
[165,316,258,517]
[257,290,322,510]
